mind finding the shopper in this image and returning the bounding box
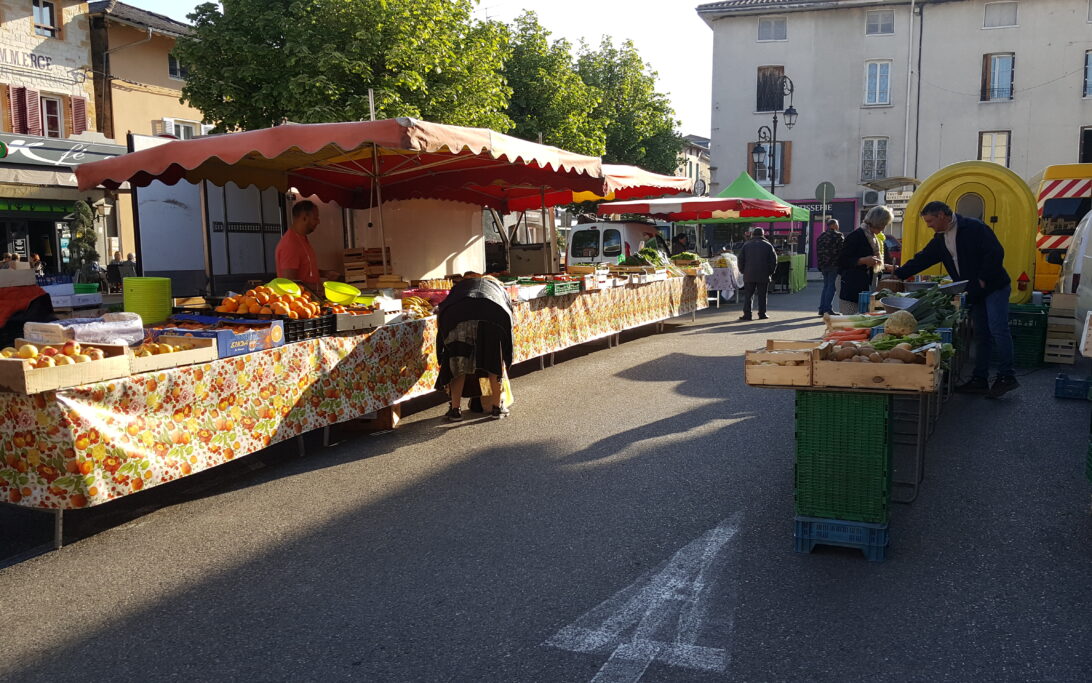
[0,253,11,270]
[894,201,1017,397]
[29,253,44,276]
[737,227,778,321]
[435,274,514,421]
[837,206,895,314]
[815,218,844,316]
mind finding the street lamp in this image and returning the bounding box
[751,75,798,195]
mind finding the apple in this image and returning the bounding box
[34,356,56,369]
[135,347,153,358]
[16,344,39,359]
[73,354,92,363]
[1,347,17,358]
[40,346,60,357]
[54,355,75,366]
[85,347,105,361]
[61,340,81,357]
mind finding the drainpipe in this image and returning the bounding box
[902,0,916,176]
[913,3,925,178]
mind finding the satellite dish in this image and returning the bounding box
[693,179,707,196]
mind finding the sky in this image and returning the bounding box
[131,0,714,137]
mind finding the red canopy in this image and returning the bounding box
[499,164,692,212]
[75,117,605,211]
[597,195,793,221]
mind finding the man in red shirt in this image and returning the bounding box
[275,200,340,295]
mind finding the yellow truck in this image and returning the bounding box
[1029,164,1092,292]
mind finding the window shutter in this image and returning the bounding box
[1009,56,1016,96]
[25,89,42,137]
[71,96,87,135]
[781,141,792,185]
[980,54,990,100]
[161,118,176,137]
[747,142,756,178]
[9,86,27,134]
[200,124,215,136]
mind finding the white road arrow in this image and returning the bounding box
[544,513,742,682]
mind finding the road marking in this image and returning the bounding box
[545,513,742,681]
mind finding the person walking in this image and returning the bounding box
[737,227,778,321]
[837,206,895,314]
[815,218,844,316]
[893,201,1017,398]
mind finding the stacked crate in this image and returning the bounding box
[793,391,891,561]
[343,247,390,288]
[1005,303,1049,368]
[1044,293,1078,365]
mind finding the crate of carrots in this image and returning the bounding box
[821,312,889,343]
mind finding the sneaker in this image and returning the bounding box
[758,314,769,319]
[444,406,463,421]
[737,315,753,321]
[490,405,510,420]
[955,376,990,395]
[987,375,1019,399]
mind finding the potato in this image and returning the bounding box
[887,347,917,363]
[834,347,858,361]
[883,358,905,363]
[895,343,912,351]
[856,345,876,356]
[868,352,883,363]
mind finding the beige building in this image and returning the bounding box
[0,0,124,274]
[677,134,711,196]
[89,0,207,259]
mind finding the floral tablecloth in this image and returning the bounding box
[0,278,705,510]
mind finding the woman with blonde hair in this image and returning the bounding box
[836,205,896,314]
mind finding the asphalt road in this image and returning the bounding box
[1,284,1090,682]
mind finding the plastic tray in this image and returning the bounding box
[1054,373,1092,400]
[794,516,889,562]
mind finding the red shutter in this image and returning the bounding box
[25,89,42,137]
[747,142,756,178]
[71,96,87,134]
[781,141,792,185]
[9,86,27,134]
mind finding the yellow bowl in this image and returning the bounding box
[353,295,376,307]
[267,278,301,298]
[324,281,361,304]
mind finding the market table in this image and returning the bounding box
[0,277,706,523]
[776,253,807,294]
[705,266,743,302]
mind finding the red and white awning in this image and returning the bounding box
[597,195,792,221]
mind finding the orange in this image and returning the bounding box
[271,302,290,316]
[221,296,239,312]
[245,289,257,298]
[259,306,273,314]
[255,292,271,305]
[287,310,298,319]
[236,303,249,315]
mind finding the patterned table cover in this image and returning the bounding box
[0,278,706,510]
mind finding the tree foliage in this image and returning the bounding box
[502,12,604,157]
[174,0,512,131]
[65,200,99,280]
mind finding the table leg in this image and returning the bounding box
[297,435,306,458]
[53,509,63,550]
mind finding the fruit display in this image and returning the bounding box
[1,341,106,369]
[322,303,378,316]
[417,278,453,290]
[215,285,324,319]
[401,296,434,320]
[132,341,196,358]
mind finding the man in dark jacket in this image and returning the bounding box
[815,218,844,316]
[737,227,778,321]
[893,201,1017,398]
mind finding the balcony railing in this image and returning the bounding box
[981,86,1014,101]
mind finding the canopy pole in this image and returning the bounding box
[540,187,549,274]
[371,142,389,274]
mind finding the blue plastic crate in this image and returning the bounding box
[36,274,73,286]
[794,515,889,562]
[858,291,873,312]
[1055,373,1092,400]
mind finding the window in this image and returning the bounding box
[571,229,600,259]
[983,2,1018,28]
[866,10,894,35]
[1085,51,1091,97]
[173,121,197,139]
[757,16,786,41]
[861,137,888,181]
[168,54,189,81]
[756,65,785,112]
[978,131,1011,167]
[981,53,1014,101]
[40,96,63,138]
[865,61,892,105]
[33,0,59,37]
[602,229,622,257]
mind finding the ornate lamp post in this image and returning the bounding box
[750,75,798,195]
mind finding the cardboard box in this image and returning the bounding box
[130,335,218,374]
[1050,293,1077,316]
[51,292,103,309]
[745,340,817,388]
[0,340,130,394]
[812,342,941,392]
[147,315,284,358]
[335,310,401,332]
[0,270,37,288]
[41,283,75,296]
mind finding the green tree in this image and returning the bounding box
[174,0,512,131]
[576,38,684,175]
[65,200,99,280]
[502,12,604,156]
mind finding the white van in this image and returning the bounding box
[567,221,670,265]
[1059,210,1092,321]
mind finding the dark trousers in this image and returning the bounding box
[741,281,769,317]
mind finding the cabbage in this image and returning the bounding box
[884,310,918,336]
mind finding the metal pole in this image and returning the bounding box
[540,187,549,274]
[371,143,389,274]
[770,111,778,196]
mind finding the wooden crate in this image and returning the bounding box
[130,335,218,375]
[566,264,600,275]
[345,264,388,277]
[0,340,130,394]
[343,247,389,260]
[1044,338,1076,364]
[812,342,941,392]
[1049,293,1077,317]
[335,310,402,331]
[744,340,817,388]
[1047,315,1075,336]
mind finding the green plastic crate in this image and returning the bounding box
[794,391,892,524]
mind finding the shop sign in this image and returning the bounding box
[0,198,73,214]
[886,190,913,202]
[0,49,56,70]
[0,133,123,169]
[794,202,831,212]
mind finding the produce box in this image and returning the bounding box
[566,264,599,275]
[0,339,130,394]
[1044,338,1076,365]
[335,309,402,332]
[812,342,941,392]
[1049,293,1077,316]
[130,335,218,374]
[147,315,284,358]
[745,340,816,387]
[51,292,103,308]
[547,280,581,296]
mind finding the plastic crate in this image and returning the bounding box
[794,391,892,524]
[1054,373,1092,400]
[36,274,73,286]
[548,280,581,296]
[73,282,100,293]
[793,516,889,562]
[283,314,336,343]
[1007,304,1048,332]
[857,291,873,312]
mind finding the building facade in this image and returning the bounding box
[0,0,124,274]
[677,134,712,195]
[698,0,1092,241]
